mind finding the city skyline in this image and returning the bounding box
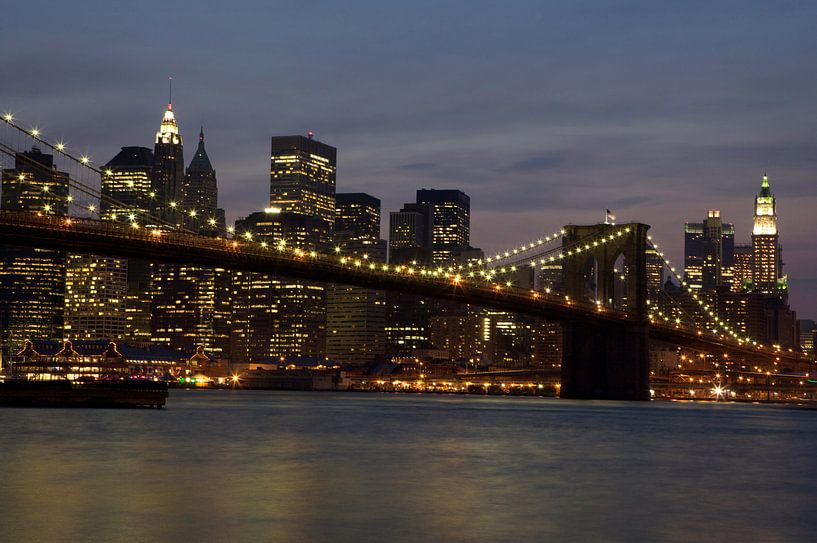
[6,2,817,315]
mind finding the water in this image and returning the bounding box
[1,391,815,542]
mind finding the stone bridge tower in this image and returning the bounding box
[560,223,651,400]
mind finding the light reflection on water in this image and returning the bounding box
[1,391,816,542]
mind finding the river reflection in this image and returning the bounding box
[1,391,815,542]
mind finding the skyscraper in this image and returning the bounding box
[752,174,783,295]
[683,210,735,291]
[269,135,337,229]
[385,189,472,357]
[230,210,331,362]
[731,245,752,292]
[327,193,387,366]
[102,147,154,345]
[64,255,127,340]
[416,189,470,264]
[150,104,230,356]
[152,101,184,223]
[0,148,68,362]
[184,127,224,233]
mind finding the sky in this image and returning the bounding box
[4,0,817,316]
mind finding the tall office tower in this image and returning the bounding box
[752,174,783,295]
[388,204,432,264]
[150,265,231,356]
[269,134,337,229]
[101,147,154,345]
[152,101,185,222]
[0,148,68,362]
[184,127,224,232]
[683,210,735,291]
[731,245,752,292]
[230,210,331,363]
[64,255,127,340]
[386,203,432,357]
[151,117,232,355]
[102,146,153,219]
[327,193,387,366]
[416,189,470,264]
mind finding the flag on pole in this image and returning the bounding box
[605,209,616,225]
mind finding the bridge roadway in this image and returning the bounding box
[0,211,805,367]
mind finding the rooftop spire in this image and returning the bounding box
[188,124,213,172]
[168,76,173,110]
[156,81,181,145]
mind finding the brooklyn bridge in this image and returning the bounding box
[0,113,809,400]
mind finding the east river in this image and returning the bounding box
[1,391,816,542]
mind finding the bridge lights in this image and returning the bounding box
[80,155,90,165]
[31,128,40,137]
[3,112,13,122]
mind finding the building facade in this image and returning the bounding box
[327,193,387,366]
[0,148,68,361]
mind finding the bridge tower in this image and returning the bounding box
[560,223,651,400]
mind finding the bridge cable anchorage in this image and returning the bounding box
[646,236,784,357]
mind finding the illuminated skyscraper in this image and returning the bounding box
[230,210,331,363]
[65,255,127,340]
[683,210,734,291]
[752,174,783,295]
[102,146,153,220]
[416,189,470,264]
[0,148,68,362]
[327,193,386,366]
[269,135,337,228]
[731,245,752,292]
[152,101,184,222]
[101,147,153,345]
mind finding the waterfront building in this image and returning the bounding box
[150,111,230,356]
[0,147,68,361]
[269,134,337,229]
[752,174,784,297]
[101,147,153,345]
[683,210,734,292]
[230,210,331,363]
[64,254,127,340]
[327,193,387,366]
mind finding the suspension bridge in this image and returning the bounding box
[0,112,809,400]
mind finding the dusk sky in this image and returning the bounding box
[5,0,817,316]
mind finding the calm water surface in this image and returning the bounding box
[1,391,816,542]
